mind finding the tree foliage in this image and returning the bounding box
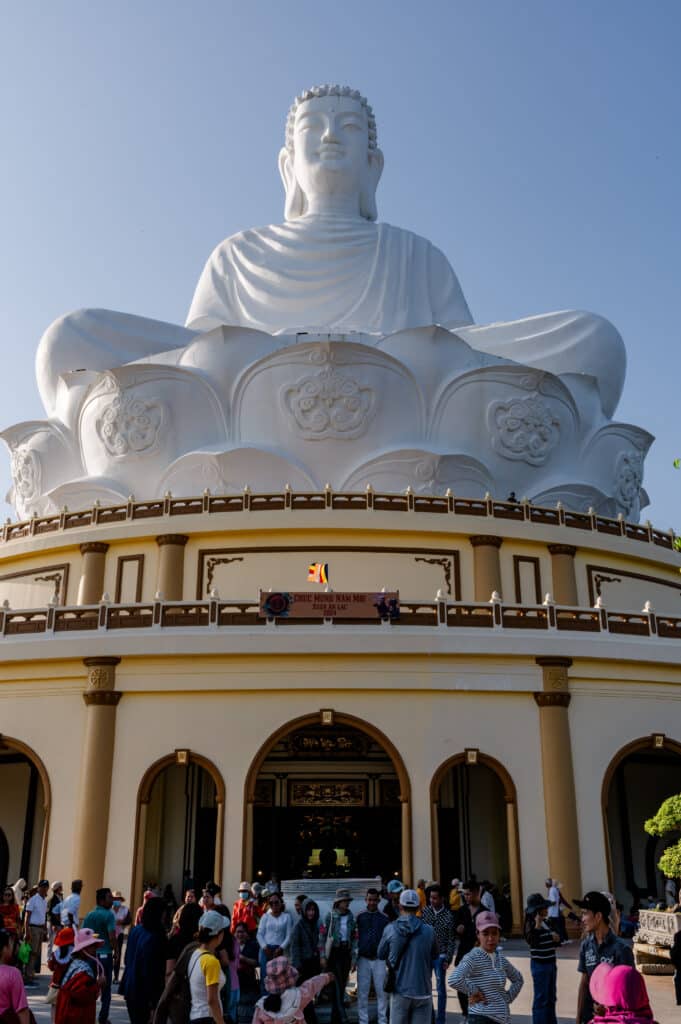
[645,793,681,879]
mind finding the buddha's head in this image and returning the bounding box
[280,85,384,222]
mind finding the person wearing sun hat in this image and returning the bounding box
[252,955,333,1024]
[319,889,358,1024]
[523,894,560,1024]
[448,911,523,1024]
[55,928,104,1024]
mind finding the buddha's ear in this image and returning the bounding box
[360,147,384,222]
[279,147,306,221]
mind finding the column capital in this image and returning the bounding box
[156,534,189,547]
[83,656,120,693]
[80,541,109,555]
[535,656,573,668]
[534,691,571,708]
[469,534,503,548]
[547,543,577,557]
[83,690,122,707]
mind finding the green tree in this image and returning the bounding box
[645,794,681,879]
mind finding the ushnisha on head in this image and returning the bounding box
[279,84,383,222]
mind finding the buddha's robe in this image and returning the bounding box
[185,218,473,336]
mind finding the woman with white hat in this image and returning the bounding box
[186,909,230,1024]
[54,928,104,1024]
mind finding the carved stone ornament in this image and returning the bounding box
[613,449,644,517]
[96,380,164,457]
[489,394,560,466]
[10,445,41,505]
[281,365,375,439]
[84,656,120,692]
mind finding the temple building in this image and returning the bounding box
[1,85,679,924]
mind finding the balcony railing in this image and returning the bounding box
[0,596,674,642]
[1,489,676,553]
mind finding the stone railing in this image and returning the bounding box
[1,489,676,552]
[1,595,679,640]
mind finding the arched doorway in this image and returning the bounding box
[430,752,522,934]
[0,736,50,888]
[243,713,412,884]
[602,734,681,907]
[131,751,225,910]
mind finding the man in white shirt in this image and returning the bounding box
[24,879,49,984]
[59,879,83,929]
[480,883,496,915]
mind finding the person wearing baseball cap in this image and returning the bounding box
[524,894,560,1024]
[448,911,523,1024]
[574,892,635,1024]
[377,888,438,1023]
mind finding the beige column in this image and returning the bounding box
[401,798,413,885]
[548,544,578,605]
[242,801,254,883]
[470,535,503,601]
[156,534,189,600]
[72,657,121,912]
[534,657,582,931]
[77,542,109,605]
[505,799,523,936]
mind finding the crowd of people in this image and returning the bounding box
[0,872,675,1024]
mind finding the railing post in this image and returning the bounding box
[406,486,414,512]
[617,512,626,536]
[445,488,454,513]
[209,589,219,628]
[202,488,211,513]
[543,593,556,629]
[365,484,374,511]
[243,485,251,512]
[126,495,135,520]
[490,591,502,628]
[485,491,493,517]
[163,491,172,515]
[642,601,657,636]
[324,483,332,510]
[593,596,608,631]
[284,483,292,510]
[436,589,447,627]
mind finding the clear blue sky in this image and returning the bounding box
[1,1,679,526]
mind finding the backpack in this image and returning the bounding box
[153,942,207,1024]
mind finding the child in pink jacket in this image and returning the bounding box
[253,956,331,1024]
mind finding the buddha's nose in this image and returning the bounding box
[321,121,340,143]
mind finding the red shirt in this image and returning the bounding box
[231,899,260,934]
[0,903,20,934]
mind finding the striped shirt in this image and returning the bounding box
[525,921,558,962]
[448,947,523,1024]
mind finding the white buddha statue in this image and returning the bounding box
[36,84,625,420]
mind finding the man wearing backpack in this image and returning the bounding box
[377,889,438,1024]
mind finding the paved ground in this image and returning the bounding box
[25,940,678,1024]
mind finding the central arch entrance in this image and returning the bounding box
[243,714,411,883]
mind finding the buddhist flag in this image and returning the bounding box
[308,562,329,584]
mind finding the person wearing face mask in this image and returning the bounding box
[232,882,260,935]
[55,928,105,1024]
[448,912,523,1024]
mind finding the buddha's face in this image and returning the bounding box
[293,95,370,201]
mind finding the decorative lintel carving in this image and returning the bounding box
[156,534,189,547]
[83,690,122,707]
[80,542,109,555]
[534,691,571,708]
[469,535,503,549]
[547,544,577,557]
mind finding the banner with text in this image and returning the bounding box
[259,590,400,620]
